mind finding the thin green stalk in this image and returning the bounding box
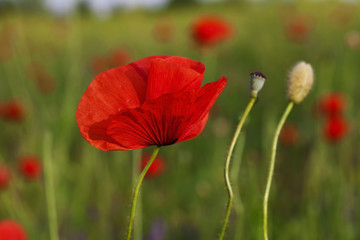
[263,101,294,240]
[1,192,16,219]
[126,146,160,240]
[219,96,257,240]
[232,134,246,240]
[132,149,143,240]
[43,131,59,240]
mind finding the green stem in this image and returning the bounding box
[232,134,246,240]
[263,101,294,240]
[132,149,143,240]
[43,131,59,240]
[126,146,160,240]
[219,96,257,240]
[1,192,16,219]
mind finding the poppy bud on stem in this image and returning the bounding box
[250,71,266,98]
[263,61,314,240]
[219,72,266,240]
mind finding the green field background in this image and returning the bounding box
[0,1,360,239]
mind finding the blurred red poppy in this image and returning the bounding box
[0,40,13,61]
[90,48,131,75]
[77,55,227,151]
[319,92,345,117]
[90,56,108,74]
[324,117,348,142]
[108,48,132,69]
[27,62,57,94]
[0,24,17,62]
[153,16,174,43]
[18,156,42,180]
[329,4,355,28]
[0,165,11,190]
[0,219,27,240]
[0,23,18,44]
[280,123,299,146]
[0,101,24,122]
[284,15,313,43]
[141,154,166,178]
[191,15,232,47]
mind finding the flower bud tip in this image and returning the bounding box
[287,61,314,104]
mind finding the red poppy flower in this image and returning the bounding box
[191,16,232,46]
[18,156,42,180]
[319,92,345,117]
[141,154,166,178]
[0,165,11,190]
[280,123,299,146]
[76,55,227,151]
[0,101,24,121]
[324,117,348,142]
[284,16,313,43]
[0,219,27,240]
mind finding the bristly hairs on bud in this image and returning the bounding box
[287,61,314,104]
[249,71,266,98]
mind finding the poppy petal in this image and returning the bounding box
[178,77,227,141]
[146,56,205,100]
[107,77,227,149]
[76,55,169,150]
[178,113,209,142]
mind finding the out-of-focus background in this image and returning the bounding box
[0,0,359,239]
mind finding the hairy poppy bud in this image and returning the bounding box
[249,71,266,97]
[287,61,314,104]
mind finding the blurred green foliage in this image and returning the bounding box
[0,1,360,239]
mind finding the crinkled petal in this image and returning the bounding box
[106,77,227,149]
[178,77,227,142]
[76,55,169,151]
[146,56,205,100]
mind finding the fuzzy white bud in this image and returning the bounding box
[287,61,314,104]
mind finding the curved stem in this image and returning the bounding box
[126,146,160,240]
[132,149,143,240]
[263,101,294,240]
[219,96,257,240]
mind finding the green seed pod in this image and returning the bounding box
[249,71,266,97]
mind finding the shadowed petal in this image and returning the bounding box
[107,77,227,149]
[178,77,227,142]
